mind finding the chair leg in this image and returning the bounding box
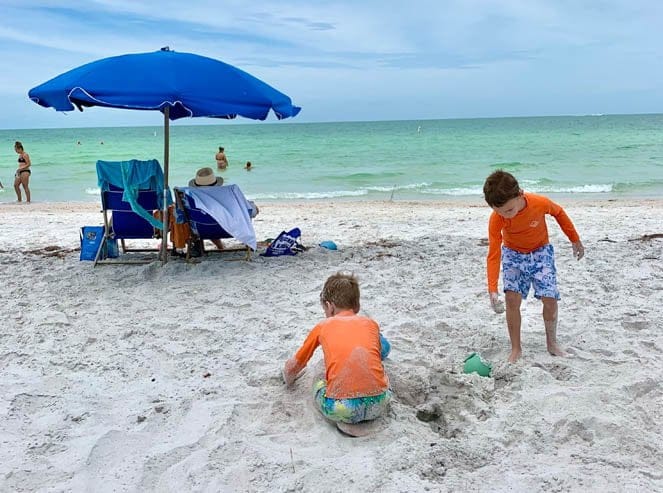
[185,236,203,262]
[93,228,110,267]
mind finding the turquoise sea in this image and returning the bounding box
[1,114,662,203]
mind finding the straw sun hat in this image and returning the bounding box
[189,167,223,187]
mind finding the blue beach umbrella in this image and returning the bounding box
[28,47,301,261]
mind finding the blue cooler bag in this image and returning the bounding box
[80,226,105,261]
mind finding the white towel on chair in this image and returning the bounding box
[182,185,257,250]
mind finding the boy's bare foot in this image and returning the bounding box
[507,348,522,363]
[547,343,566,357]
[337,420,381,437]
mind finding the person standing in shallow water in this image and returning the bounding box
[14,141,32,203]
[215,146,228,170]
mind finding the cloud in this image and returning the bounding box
[1,0,663,128]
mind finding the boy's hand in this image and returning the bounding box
[282,368,296,386]
[282,358,300,387]
[489,292,505,314]
[572,241,585,260]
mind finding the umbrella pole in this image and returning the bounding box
[161,107,170,265]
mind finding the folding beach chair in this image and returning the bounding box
[94,159,170,266]
[174,185,257,261]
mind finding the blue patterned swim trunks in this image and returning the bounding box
[313,380,391,424]
[501,243,559,300]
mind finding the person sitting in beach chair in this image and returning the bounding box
[175,169,258,259]
[185,167,258,251]
[283,272,392,434]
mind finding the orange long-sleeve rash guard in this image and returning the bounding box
[486,193,580,293]
[287,310,389,399]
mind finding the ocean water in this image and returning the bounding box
[1,114,662,203]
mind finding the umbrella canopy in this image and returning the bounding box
[28,47,301,121]
[27,47,301,262]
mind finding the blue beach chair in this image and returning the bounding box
[175,185,257,261]
[94,159,171,265]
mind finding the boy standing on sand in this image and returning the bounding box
[483,170,585,363]
[283,272,391,431]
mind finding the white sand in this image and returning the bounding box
[1,199,662,492]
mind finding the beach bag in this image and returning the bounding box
[262,228,305,257]
[79,227,119,261]
[80,226,104,261]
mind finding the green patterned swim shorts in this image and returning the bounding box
[313,379,391,424]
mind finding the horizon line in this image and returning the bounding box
[2,111,662,132]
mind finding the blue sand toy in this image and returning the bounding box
[319,240,337,250]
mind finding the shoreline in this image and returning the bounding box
[1,195,663,211]
[2,184,663,209]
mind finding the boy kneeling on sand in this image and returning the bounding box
[283,272,392,429]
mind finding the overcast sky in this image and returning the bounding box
[2,0,663,129]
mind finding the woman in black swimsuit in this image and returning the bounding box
[14,141,31,203]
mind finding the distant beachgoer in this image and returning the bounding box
[77,141,81,145]
[483,170,585,363]
[245,161,252,170]
[215,147,228,170]
[13,141,31,203]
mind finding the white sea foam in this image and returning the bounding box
[253,189,368,200]
[529,184,613,193]
[364,182,431,192]
[255,183,435,200]
[421,183,614,196]
[420,186,484,196]
[253,182,617,200]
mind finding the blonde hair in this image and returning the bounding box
[320,272,360,312]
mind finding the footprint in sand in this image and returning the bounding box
[531,362,576,381]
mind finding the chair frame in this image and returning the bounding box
[93,185,162,266]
